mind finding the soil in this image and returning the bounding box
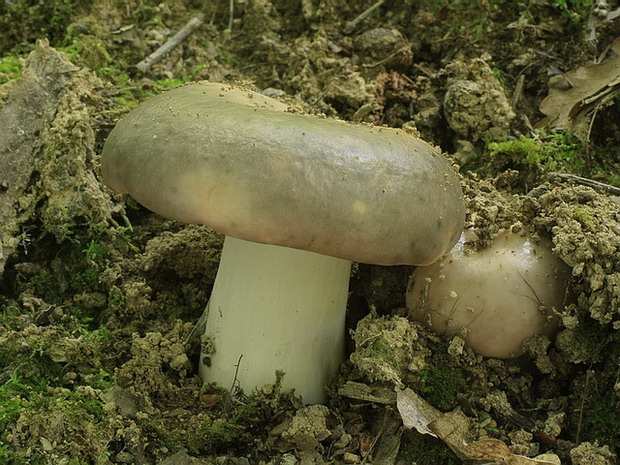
[1,1,620,464]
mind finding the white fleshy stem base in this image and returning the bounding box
[198,235,352,404]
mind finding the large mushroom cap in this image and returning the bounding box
[102,82,464,265]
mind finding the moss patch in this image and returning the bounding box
[413,363,469,412]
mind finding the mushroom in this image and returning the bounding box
[406,228,571,358]
[101,82,464,403]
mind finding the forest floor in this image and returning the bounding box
[1,1,620,464]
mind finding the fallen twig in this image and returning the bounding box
[345,0,384,33]
[361,45,411,69]
[134,13,205,74]
[227,0,234,32]
[550,172,620,196]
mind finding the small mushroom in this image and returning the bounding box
[101,81,464,403]
[406,229,571,358]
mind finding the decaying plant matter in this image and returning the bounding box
[536,37,620,141]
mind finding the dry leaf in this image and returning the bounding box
[429,410,558,465]
[395,387,560,465]
[395,386,440,436]
[536,37,620,138]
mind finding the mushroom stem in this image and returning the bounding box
[199,235,352,404]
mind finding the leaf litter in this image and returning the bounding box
[536,37,620,141]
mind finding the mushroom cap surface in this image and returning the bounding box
[102,82,464,265]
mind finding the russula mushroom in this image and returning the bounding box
[101,81,464,403]
[406,228,571,358]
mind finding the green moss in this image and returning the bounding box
[30,269,63,303]
[0,376,116,465]
[485,133,587,185]
[216,47,240,67]
[109,88,143,111]
[0,318,114,463]
[608,174,620,188]
[573,205,596,230]
[435,0,520,44]
[101,73,187,116]
[0,55,22,84]
[137,375,287,459]
[488,133,584,173]
[153,78,188,89]
[491,66,506,86]
[0,372,32,464]
[398,429,459,464]
[583,392,620,449]
[140,395,264,456]
[78,238,110,286]
[62,35,111,70]
[552,0,594,25]
[144,414,246,455]
[358,338,393,360]
[414,363,468,411]
[0,323,111,384]
[489,137,543,164]
[575,333,620,450]
[0,322,115,462]
[0,304,22,331]
[0,0,92,54]
[56,15,112,72]
[8,233,113,307]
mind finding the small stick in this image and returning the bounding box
[345,0,385,33]
[511,74,525,110]
[227,0,234,32]
[550,172,620,196]
[362,45,411,68]
[230,354,244,394]
[135,13,205,74]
